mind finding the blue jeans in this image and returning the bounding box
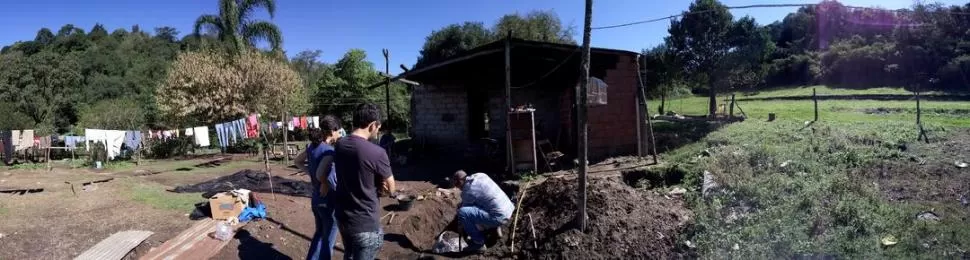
[457,206,507,245]
[342,230,383,260]
[307,204,338,260]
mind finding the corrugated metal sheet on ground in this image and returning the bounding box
[74,230,154,260]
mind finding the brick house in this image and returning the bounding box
[396,38,648,172]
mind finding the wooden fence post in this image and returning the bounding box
[813,88,818,122]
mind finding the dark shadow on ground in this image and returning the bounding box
[737,94,970,102]
[235,229,293,260]
[266,217,311,241]
[384,233,419,252]
[651,119,730,154]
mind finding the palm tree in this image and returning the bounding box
[193,0,282,53]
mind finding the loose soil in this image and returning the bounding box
[509,176,692,259]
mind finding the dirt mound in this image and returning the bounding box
[171,169,313,198]
[513,176,691,259]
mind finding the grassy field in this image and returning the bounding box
[652,86,970,127]
[644,86,970,258]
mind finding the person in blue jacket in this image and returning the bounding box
[294,115,343,260]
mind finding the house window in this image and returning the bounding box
[587,77,608,106]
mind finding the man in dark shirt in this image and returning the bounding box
[334,103,395,260]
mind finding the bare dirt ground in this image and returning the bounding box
[854,129,970,206]
[0,154,689,259]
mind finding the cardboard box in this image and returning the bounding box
[209,192,245,220]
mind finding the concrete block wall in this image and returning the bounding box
[588,55,639,159]
[411,85,469,154]
[558,54,641,160]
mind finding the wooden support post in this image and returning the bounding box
[730,94,736,118]
[504,32,514,175]
[575,0,592,233]
[813,88,819,122]
[635,55,658,163]
[916,86,922,125]
[383,49,391,122]
[282,98,289,164]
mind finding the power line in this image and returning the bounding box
[593,4,811,30]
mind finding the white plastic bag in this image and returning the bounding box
[432,231,467,253]
[213,221,233,241]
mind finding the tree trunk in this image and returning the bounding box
[708,78,717,118]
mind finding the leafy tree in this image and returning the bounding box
[416,22,493,68]
[154,27,180,43]
[89,23,109,41]
[34,28,55,45]
[493,10,575,44]
[667,0,733,116]
[193,0,282,53]
[76,98,145,130]
[315,49,410,127]
[416,10,575,67]
[157,50,301,124]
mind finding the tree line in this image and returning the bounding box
[642,0,970,114]
[13,0,957,133]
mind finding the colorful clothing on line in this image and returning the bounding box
[247,114,260,138]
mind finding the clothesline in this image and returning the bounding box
[1,113,328,163]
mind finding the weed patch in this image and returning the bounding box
[128,182,203,211]
[662,120,970,258]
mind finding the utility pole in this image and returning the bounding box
[383,49,391,122]
[576,0,592,233]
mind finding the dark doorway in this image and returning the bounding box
[468,89,489,140]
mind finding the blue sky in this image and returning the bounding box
[0,0,961,73]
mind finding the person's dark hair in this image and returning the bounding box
[308,128,324,145]
[352,103,382,129]
[320,115,341,132]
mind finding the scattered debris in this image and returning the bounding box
[881,235,899,246]
[684,240,695,249]
[780,160,793,168]
[960,194,968,207]
[909,156,927,165]
[732,243,740,250]
[956,161,968,168]
[668,187,687,196]
[702,171,720,197]
[0,188,44,195]
[917,211,941,221]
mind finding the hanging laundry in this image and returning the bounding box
[193,126,210,147]
[85,129,127,160]
[162,130,172,139]
[20,130,34,151]
[10,130,21,151]
[310,116,320,129]
[291,117,300,129]
[287,121,295,131]
[124,131,143,150]
[215,124,227,148]
[236,119,247,139]
[64,136,85,150]
[246,114,260,138]
[185,128,195,136]
[299,116,308,130]
[1,131,12,165]
[37,136,51,149]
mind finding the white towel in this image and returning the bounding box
[311,116,320,129]
[185,128,194,136]
[193,126,210,147]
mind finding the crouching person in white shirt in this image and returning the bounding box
[451,170,515,253]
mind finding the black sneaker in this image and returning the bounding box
[463,242,487,253]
